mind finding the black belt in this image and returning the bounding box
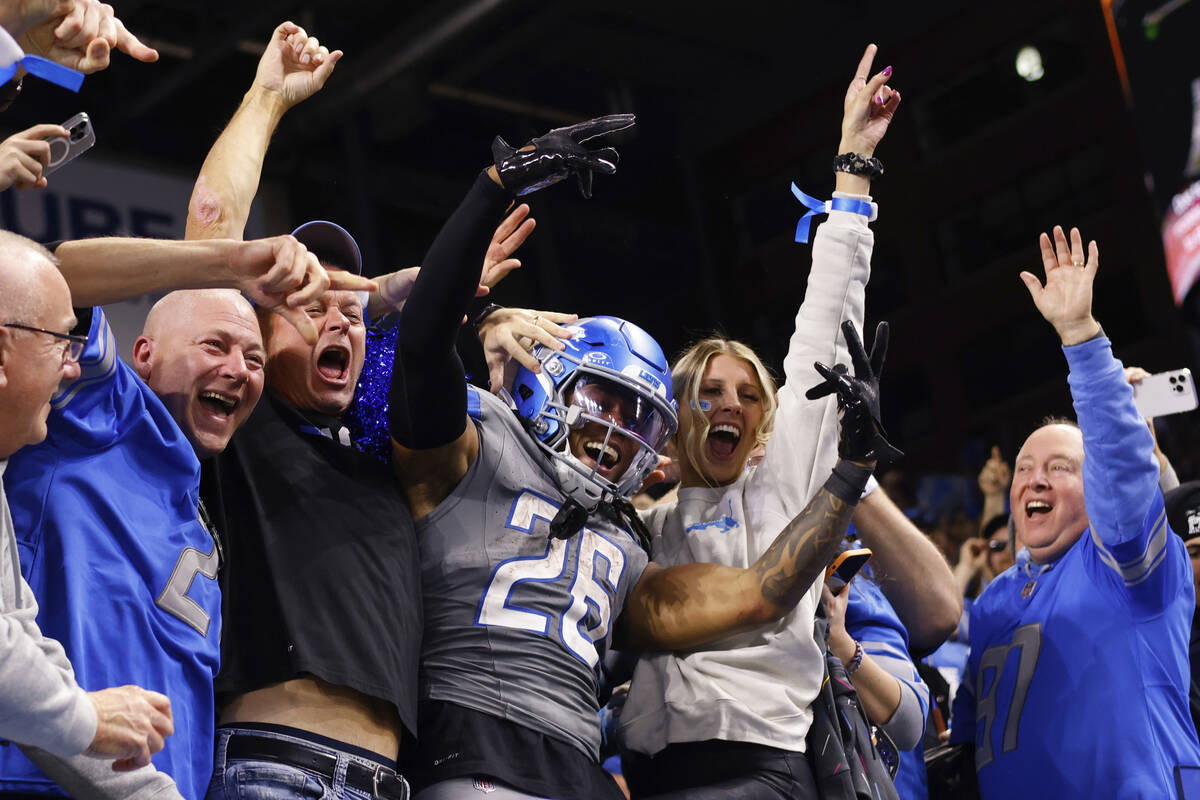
[225,732,409,800]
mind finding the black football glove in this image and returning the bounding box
[806,320,903,464]
[491,114,635,199]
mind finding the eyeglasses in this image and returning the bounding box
[987,539,1008,553]
[2,323,87,364]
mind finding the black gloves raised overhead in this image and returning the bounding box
[806,320,903,465]
[491,114,635,199]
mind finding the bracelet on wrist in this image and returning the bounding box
[833,152,884,179]
[845,640,865,676]
[469,303,504,332]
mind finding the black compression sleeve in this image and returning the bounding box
[389,170,512,449]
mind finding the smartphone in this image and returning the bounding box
[44,112,95,175]
[825,548,872,596]
[1132,368,1199,418]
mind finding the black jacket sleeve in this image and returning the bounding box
[388,170,512,449]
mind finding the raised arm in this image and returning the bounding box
[853,486,961,654]
[389,115,635,515]
[1022,226,1178,608]
[758,44,900,518]
[186,21,339,241]
[387,170,508,516]
[618,321,896,652]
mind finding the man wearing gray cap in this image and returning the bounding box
[198,214,422,800]
[188,23,538,799]
[185,29,416,799]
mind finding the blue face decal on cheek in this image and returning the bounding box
[691,399,711,412]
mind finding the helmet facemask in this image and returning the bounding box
[526,359,676,510]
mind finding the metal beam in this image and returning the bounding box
[119,1,294,125]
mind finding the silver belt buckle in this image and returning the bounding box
[373,766,410,800]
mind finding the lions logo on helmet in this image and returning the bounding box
[510,316,677,509]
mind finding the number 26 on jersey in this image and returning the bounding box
[476,490,628,668]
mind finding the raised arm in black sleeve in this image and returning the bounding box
[388,169,512,449]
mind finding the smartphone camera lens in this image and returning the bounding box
[69,124,85,142]
[1170,376,1179,384]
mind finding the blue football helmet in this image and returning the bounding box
[511,316,678,509]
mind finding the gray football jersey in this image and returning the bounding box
[416,388,650,759]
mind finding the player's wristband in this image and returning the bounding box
[824,459,873,504]
[790,183,877,243]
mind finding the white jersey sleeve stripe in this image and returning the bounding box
[1089,509,1170,586]
[51,313,117,411]
[860,639,911,665]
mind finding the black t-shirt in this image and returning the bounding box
[201,390,421,738]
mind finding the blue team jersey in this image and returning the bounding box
[845,573,929,800]
[951,336,1200,799]
[0,309,220,799]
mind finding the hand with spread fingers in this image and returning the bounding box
[491,114,635,199]
[1020,225,1101,346]
[476,307,578,393]
[481,202,536,288]
[806,320,901,464]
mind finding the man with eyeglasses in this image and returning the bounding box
[0,231,371,800]
[0,230,174,791]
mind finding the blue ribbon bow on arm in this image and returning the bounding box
[790,183,875,244]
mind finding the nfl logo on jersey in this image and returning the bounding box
[472,778,497,793]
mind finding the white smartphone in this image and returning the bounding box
[44,112,95,175]
[1133,368,1199,418]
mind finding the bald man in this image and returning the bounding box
[1,234,372,800]
[0,231,176,791]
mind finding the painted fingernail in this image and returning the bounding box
[883,65,893,77]
[876,94,884,105]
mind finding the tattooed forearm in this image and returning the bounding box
[751,487,856,609]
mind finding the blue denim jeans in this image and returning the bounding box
[206,726,403,800]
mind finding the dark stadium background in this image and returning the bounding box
[6,0,1198,481]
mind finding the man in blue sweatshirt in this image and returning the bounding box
[951,225,1200,799]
